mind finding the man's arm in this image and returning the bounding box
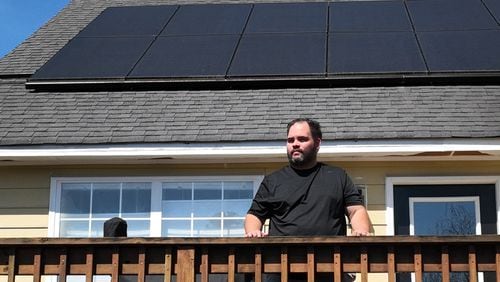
[244,213,268,237]
[346,205,372,236]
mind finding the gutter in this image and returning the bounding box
[1,138,500,165]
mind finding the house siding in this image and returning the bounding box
[1,160,499,238]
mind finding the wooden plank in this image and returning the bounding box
[138,248,146,282]
[7,248,15,282]
[441,246,450,282]
[469,246,478,282]
[414,246,422,282]
[85,248,94,282]
[281,246,288,282]
[33,249,41,282]
[333,246,341,282]
[177,246,195,282]
[360,247,368,282]
[387,246,395,282]
[307,247,314,282]
[201,248,209,282]
[496,245,500,282]
[111,249,120,282]
[164,247,172,282]
[228,248,235,282]
[59,250,67,282]
[254,247,262,282]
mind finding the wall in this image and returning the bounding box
[1,160,500,237]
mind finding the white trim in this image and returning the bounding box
[3,138,500,165]
[409,196,481,235]
[49,175,264,238]
[385,176,500,235]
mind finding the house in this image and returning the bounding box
[0,0,500,280]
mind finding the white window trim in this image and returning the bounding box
[385,176,500,236]
[49,175,264,237]
[409,196,481,235]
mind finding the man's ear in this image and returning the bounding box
[315,138,321,151]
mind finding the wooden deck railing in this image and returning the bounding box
[0,235,499,282]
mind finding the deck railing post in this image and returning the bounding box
[414,245,422,282]
[441,246,450,282]
[177,246,195,282]
[7,248,15,282]
[254,247,262,282]
[468,245,478,282]
[387,246,395,282]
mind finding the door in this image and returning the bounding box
[394,184,497,281]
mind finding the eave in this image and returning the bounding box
[1,138,500,166]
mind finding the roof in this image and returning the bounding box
[1,0,500,147]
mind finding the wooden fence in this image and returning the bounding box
[0,235,499,282]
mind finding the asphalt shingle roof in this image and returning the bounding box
[0,0,499,146]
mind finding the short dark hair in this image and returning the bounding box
[287,118,322,140]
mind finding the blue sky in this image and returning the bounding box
[0,0,70,59]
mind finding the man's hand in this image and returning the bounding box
[245,230,268,237]
[350,230,371,236]
[244,214,268,237]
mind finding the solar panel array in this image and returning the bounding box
[29,0,500,86]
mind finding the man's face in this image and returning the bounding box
[286,122,320,168]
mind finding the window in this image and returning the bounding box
[49,176,262,238]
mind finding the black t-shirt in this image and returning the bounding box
[248,163,363,236]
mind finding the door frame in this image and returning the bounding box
[385,176,500,235]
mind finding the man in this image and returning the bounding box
[244,118,371,280]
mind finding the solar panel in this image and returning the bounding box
[418,30,500,72]
[329,32,427,74]
[483,0,500,23]
[329,1,412,32]
[28,2,500,88]
[228,33,326,77]
[407,0,498,31]
[161,4,251,36]
[129,35,240,78]
[77,5,177,37]
[30,37,154,80]
[245,2,328,33]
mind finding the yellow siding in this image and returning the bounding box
[1,160,499,237]
[0,214,48,228]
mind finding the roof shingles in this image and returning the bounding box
[1,79,499,145]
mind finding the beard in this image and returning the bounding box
[287,146,318,169]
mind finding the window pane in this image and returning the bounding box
[223,199,251,217]
[162,220,191,237]
[194,182,222,200]
[92,183,120,218]
[413,201,476,235]
[60,221,89,237]
[90,220,105,237]
[162,201,192,217]
[193,220,221,237]
[224,181,254,199]
[223,219,245,237]
[163,182,192,200]
[61,183,91,218]
[125,220,150,237]
[122,182,151,217]
[193,200,222,217]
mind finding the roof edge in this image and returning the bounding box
[1,138,500,165]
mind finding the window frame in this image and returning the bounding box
[49,175,264,237]
[409,196,482,235]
